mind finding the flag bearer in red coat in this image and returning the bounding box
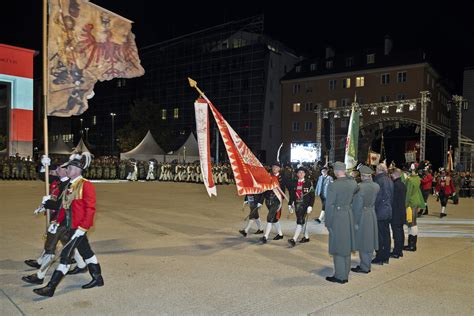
[34,152,104,297]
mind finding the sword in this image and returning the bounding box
[38,235,83,273]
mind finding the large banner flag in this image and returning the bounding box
[367,150,381,166]
[344,106,359,170]
[446,147,453,172]
[194,99,216,197]
[194,97,278,196]
[48,0,144,117]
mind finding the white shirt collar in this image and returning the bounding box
[70,175,83,184]
[60,176,69,182]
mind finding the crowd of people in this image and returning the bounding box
[238,159,468,284]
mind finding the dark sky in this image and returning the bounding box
[1,0,473,93]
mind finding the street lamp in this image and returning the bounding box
[110,113,116,155]
[84,127,89,142]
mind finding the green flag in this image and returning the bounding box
[344,106,359,169]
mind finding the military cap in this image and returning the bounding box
[359,165,374,175]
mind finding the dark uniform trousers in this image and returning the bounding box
[295,202,307,225]
[376,219,391,261]
[44,225,70,254]
[391,223,404,256]
[60,229,95,265]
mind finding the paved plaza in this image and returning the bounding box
[1,181,473,315]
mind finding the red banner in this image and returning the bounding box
[200,99,278,196]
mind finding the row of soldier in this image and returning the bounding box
[238,160,457,284]
[0,155,38,180]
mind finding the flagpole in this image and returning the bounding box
[42,0,51,228]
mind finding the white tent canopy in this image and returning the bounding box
[73,137,91,154]
[120,130,165,161]
[166,133,200,162]
[49,136,73,155]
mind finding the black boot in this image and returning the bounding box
[33,270,64,297]
[22,273,44,285]
[82,263,104,289]
[411,235,417,252]
[422,205,428,215]
[24,259,41,269]
[68,265,88,275]
[403,235,414,251]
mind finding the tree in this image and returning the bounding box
[117,99,172,152]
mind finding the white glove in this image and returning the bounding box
[48,222,58,234]
[307,206,313,214]
[243,201,249,205]
[452,192,456,196]
[257,203,262,208]
[71,229,86,239]
[41,195,51,205]
[288,205,294,214]
[33,205,46,215]
[41,155,51,167]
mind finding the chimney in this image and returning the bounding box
[325,46,335,59]
[384,35,393,55]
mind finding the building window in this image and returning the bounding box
[304,121,313,131]
[92,116,96,126]
[117,79,126,88]
[173,108,179,119]
[381,73,390,85]
[161,109,167,120]
[381,96,391,102]
[341,98,350,107]
[342,78,351,88]
[293,84,300,94]
[356,76,365,87]
[326,60,333,69]
[397,71,407,83]
[305,102,313,112]
[328,100,337,108]
[292,121,300,132]
[329,79,337,90]
[397,93,406,100]
[295,65,301,73]
[345,57,354,67]
[292,103,301,112]
[310,63,316,71]
[366,54,375,64]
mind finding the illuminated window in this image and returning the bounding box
[397,71,407,83]
[342,78,351,88]
[356,77,365,87]
[381,73,390,85]
[293,103,301,112]
[161,109,167,120]
[328,100,337,108]
[173,108,179,119]
[366,54,375,64]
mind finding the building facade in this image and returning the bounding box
[69,16,299,162]
[281,38,453,169]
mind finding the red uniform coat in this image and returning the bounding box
[420,173,433,190]
[57,178,96,230]
[435,176,455,196]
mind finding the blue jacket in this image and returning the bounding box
[374,173,394,221]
